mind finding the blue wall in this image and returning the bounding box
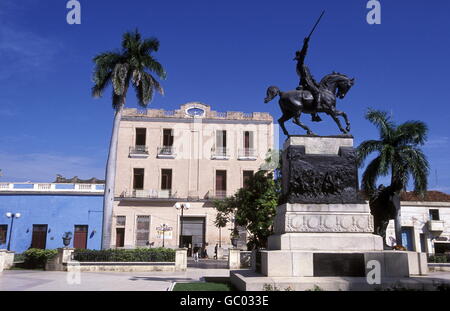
[0,194,103,253]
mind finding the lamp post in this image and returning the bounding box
[157,223,172,248]
[175,203,190,248]
[5,212,21,251]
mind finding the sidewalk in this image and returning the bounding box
[0,265,230,291]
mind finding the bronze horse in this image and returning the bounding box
[264,73,355,136]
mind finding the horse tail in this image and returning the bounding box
[264,86,280,103]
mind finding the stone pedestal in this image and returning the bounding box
[175,248,188,271]
[45,248,75,271]
[231,135,428,290]
[228,248,241,269]
[0,250,15,271]
[269,203,383,251]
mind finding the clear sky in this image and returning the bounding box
[0,0,449,192]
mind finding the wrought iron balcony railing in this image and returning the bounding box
[129,145,149,157]
[205,190,227,200]
[211,147,229,159]
[238,148,257,159]
[120,189,177,200]
[157,146,176,158]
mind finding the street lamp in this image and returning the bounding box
[5,212,21,251]
[157,223,172,248]
[175,203,190,248]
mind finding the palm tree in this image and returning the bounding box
[92,30,166,249]
[357,109,429,247]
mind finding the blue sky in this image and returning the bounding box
[0,0,449,192]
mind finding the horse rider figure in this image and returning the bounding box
[294,37,322,122]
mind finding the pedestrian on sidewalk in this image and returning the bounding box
[193,246,199,262]
[214,244,218,260]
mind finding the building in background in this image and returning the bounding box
[386,191,450,256]
[111,102,274,255]
[0,181,104,253]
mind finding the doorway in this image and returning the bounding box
[74,225,88,249]
[401,227,414,251]
[31,225,48,249]
[181,217,205,257]
[180,235,193,256]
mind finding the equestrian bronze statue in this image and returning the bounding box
[264,11,355,136]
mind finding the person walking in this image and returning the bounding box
[193,246,199,262]
[214,244,218,260]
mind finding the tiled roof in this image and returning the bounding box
[360,190,450,202]
[400,191,450,202]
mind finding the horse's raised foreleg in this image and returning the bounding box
[334,110,351,132]
[293,113,315,135]
[327,110,348,134]
[278,115,290,137]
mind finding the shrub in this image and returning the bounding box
[428,255,448,263]
[73,248,176,262]
[23,249,58,269]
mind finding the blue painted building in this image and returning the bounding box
[0,182,104,253]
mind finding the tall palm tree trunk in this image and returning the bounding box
[394,204,402,247]
[101,105,123,249]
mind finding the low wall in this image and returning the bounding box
[46,248,188,272]
[428,263,450,272]
[67,261,176,272]
[228,249,253,269]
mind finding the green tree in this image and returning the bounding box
[214,212,229,248]
[214,170,279,250]
[357,109,429,246]
[92,30,166,249]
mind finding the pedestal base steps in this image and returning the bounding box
[260,250,427,278]
[230,269,447,291]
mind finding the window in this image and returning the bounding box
[243,170,254,188]
[216,170,227,198]
[115,216,126,247]
[133,168,145,190]
[136,215,150,247]
[216,130,227,155]
[0,225,7,245]
[161,169,172,190]
[163,129,174,147]
[244,131,254,150]
[429,209,440,221]
[116,216,126,227]
[135,128,146,146]
[116,228,125,247]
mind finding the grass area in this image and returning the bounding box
[173,282,235,291]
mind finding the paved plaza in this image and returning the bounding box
[0,260,230,291]
[1,262,450,291]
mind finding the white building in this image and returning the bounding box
[386,191,450,255]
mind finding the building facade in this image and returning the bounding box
[111,103,273,255]
[0,182,104,253]
[386,191,450,255]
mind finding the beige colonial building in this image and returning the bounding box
[111,103,273,255]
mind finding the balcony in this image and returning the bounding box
[211,147,230,160]
[238,148,257,161]
[428,220,445,232]
[129,145,149,158]
[120,189,177,200]
[157,146,176,159]
[205,190,228,200]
